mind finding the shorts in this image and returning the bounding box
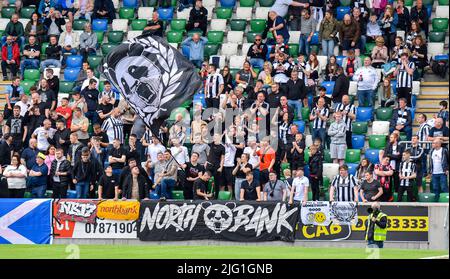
[330,143,346,159]
[341,39,354,51]
[223,167,235,186]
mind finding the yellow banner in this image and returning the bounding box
[352,216,429,232]
[97,201,140,221]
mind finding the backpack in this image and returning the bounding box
[431,55,449,79]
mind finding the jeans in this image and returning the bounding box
[157,178,176,199]
[191,59,203,69]
[367,240,384,248]
[85,110,99,126]
[431,173,448,202]
[389,125,413,141]
[357,89,373,107]
[31,185,46,198]
[41,59,62,71]
[321,39,334,58]
[112,168,122,178]
[234,178,245,200]
[299,34,310,56]
[76,181,90,198]
[20,59,40,76]
[288,99,302,120]
[312,128,326,149]
[250,58,265,69]
[359,35,367,54]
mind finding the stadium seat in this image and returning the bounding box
[138,7,154,20]
[393,192,408,202]
[429,31,446,42]
[73,19,88,30]
[209,55,226,69]
[292,120,305,134]
[127,30,143,40]
[65,190,77,199]
[365,149,381,165]
[1,6,15,18]
[203,0,216,6]
[365,42,376,56]
[149,191,159,200]
[396,30,405,40]
[108,31,124,44]
[351,122,368,135]
[20,6,36,19]
[66,55,83,68]
[239,0,255,6]
[0,18,9,30]
[255,7,270,19]
[317,55,328,71]
[246,32,261,43]
[435,5,449,18]
[323,163,339,181]
[241,43,252,57]
[321,81,335,96]
[346,163,357,176]
[439,193,449,203]
[21,80,36,95]
[427,42,445,59]
[92,19,108,32]
[227,31,244,44]
[372,121,390,135]
[323,149,332,163]
[123,0,138,7]
[95,31,104,43]
[63,68,80,82]
[301,107,310,122]
[405,0,414,5]
[23,69,40,81]
[351,134,365,150]
[172,190,184,200]
[432,18,449,32]
[304,165,310,178]
[230,19,247,31]
[204,43,220,58]
[375,107,393,121]
[210,19,226,31]
[310,32,319,45]
[322,176,330,191]
[369,135,387,149]
[167,31,184,43]
[218,191,232,200]
[439,0,449,5]
[336,55,346,66]
[336,6,351,20]
[234,7,252,21]
[418,192,435,202]
[289,43,299,58]
[348,81,357,96]
[101,43,117,55]
[229,55,246,69]
[59,81,75,93]
[250,19,267,33]
[208,31,224,44]
[345,149,361,163]
[158,7,173,21]
[119,7,135,20]
[288,31,301,44]
[220,0,236,7]
[340,0,351,6]
[259,0,275,6]
[131,19,148,30]
[112,19,129,32]
[356,107,373,122]
[221,43,238,56]
[176,7,192,20]
[216,7,233,19]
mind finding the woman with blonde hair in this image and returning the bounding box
[257,61,274,87]
[371,36,389,68]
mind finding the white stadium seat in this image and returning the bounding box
[0,18,9,30]
[221,43,239,56]
[305,135,313,147]
[169,43,178,49]
[396,30,405,40]
[435,5,449,18]
[227,31,244,44]
[112,19,129,32]
[427,42,445,60]
[241,43,252,57]
[372,121,390,136]
[317,55,328,71]
[206,6,214,20]
[323,163,339,181]
[209,55,226,69]
[176,7,192,20]
[236,7,253,20]
[229,55,246,69]
[210,19,227,31]
[255,7,270,19]
[203,0,216,7]
[127,30,143,40]
[288,31,300,44]
[412,81,421,95]
[57,93,70,107]
[18,19,30,27]
[349,81,358,96]
[138,7,154,20]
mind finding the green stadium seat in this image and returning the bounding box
[204,43,219,58]
[20,6,36,19]
[250,19,267,32]
[1,6,15,18]
[119,7,135,20]
[45,190,53,198]
[418,192,436,202]
[310,45,319,54]
[172,190,184,200]
[340,0,352,6]
[393,192,408,202]
[167,31,183,43]
[365,42,376,55]
[170,19,186,31]
[432,18,449,32]
[73,19,88,30]
[405,0,414,6]
[59,81,75,93]
[229,68,239,79]
[301,107,310,122]
[345,149,361,163]
[375,107,393,121]
[23,192,32,198]
[187,29,203,37]
[322,176,330,191]
[246,32,261,43]
[308,191,312,200]
[259,0,275,7]
[207,31,224,44]
[87,55,103,69]
[101,43,117,55]
[289,43,299,58]
[95,31,104,44]
[324,191,330,201]
[240,0,256,7]
[439,193,449,203]
[108,31,124,43]
[218,191,232,200]
[429,31,446,42]
[352,122,368,135]
[147,0,158,6]
[21,80,36,95]
[369,135,387,149]
[422,0,433,5]
[208,177,214,194]
[439,0,449,5]
[230,19,247,31]
[324,149,332,163]
[216,7,232,19]
[399,133,407,142]
[23,69,40,81]
[131,19,147,30]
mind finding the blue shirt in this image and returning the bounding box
[29,163,48,187]
[182,37,208,61]
[21,147,39,170]
[7,45,13,60]
[274,16,290,42]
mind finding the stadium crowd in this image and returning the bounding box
[0,0,448,203]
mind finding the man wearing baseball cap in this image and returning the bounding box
[28,152,49,198]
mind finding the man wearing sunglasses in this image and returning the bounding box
[247,35,268,70]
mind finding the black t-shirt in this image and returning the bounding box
[109,147,126,169]
[24,43,41,60]
[98,174,118,199]
[361,179,382,201]
[207,143,225,168]
[144,19,164,37]
[93,131,109,145]
[241,179,259,201]
[38,89,56,110]
[185,162,205,183]
[193,179,208,200]
[430,126,449,147]
[235,163,253,179]
[6,116,26,140]
[97,103,113,124]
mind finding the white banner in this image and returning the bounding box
[330,202,358,225]
[300,201,331,226]
[53,218,137,239]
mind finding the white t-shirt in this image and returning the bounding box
[224,143,237,167]
[170,146,189,169]
[81,76,100,91]
[147,143,166,162]
[4,165,28,189]
[33,127,57,151]
[15,100,30,117]
[270,0,293,18]
[292,176,309,201]
[243,146,260,169]
[431,148,444,174]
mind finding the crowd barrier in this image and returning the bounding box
[0,199,448,250]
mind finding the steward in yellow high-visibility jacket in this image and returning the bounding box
[365,202,388,248]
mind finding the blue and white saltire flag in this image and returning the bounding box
[0,199,53,244]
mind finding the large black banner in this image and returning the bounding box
[137,201,300,242]
[296,205,429,242]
